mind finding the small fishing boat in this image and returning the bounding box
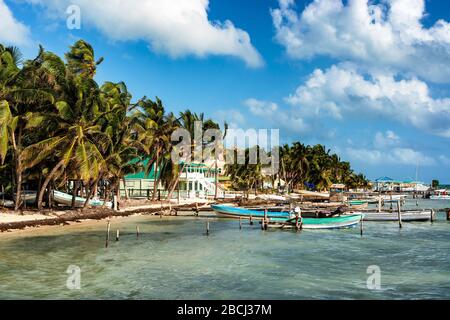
[380,194,408,203]
[430,190,450,200]
[355,210,433,222]
[267,214,363,230]
[13,191,37,204]
[53,190,112,208]
[349,200,367,206]
[211,204,290,219]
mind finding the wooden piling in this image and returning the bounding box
[136,225,140,237]
[263,208,268,230]
[195,202,199,216]
[105,221,111,248]
[295,216,300,231]
[360,217,364,236]
[447,210,450,221]
[239,217,242,230]
[397,200,403,229]
[206,220,210,236]
[431,209,435,223]
[378,196,382,213]
[116,229,120,241]
[249,214,253,225]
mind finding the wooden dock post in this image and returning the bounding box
[206,220,210,236]
[105,221,111,248]
[239,217,242,230]
[295,216,300,231]
[195,202,199,216]
[136,225,140,237]
[378,196,382,213]
[360,217,364,236]
[397,200,403,229]
[263,208,268,230]
[430,209,435,222]
[116,229,120,241]
[447,210,450,221]
[249,214,253,225]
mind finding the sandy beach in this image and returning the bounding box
[0,198,213,234]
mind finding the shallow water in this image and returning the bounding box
[0,199,450,300]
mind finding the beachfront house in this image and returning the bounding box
[373,177,430,192]
[120,162,225,199]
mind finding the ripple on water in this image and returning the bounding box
[0,215,450,299]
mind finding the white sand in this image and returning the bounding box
[0,212,57,223]
[0,198,213,225]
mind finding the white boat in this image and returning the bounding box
[379,194,408,203]
[13,191,37,204]
[53,190,112,208]
[430,190,450,200]
[359,210,433,222]
[257,194,286,201]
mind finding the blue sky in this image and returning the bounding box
[2,0,450,183]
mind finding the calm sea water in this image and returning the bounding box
[0,199,449,300]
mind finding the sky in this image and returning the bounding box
[1,0,450,183]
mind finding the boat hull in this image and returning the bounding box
[430,195,450,200]
[211,205,290,219]
[267,214,363,230]
[53,191,112,208]
[358,210,433,222]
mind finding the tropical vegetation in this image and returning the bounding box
[0,40,369,211]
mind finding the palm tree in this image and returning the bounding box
[132,97,177,200]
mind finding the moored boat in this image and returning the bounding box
[430,189,450,200]
[354,210,433,222]
[53,190,112,208]
[267,214,363,230]
[211,204,290,219]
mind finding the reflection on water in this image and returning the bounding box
[0,199,450,299]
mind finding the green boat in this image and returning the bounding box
[349,200,368,206]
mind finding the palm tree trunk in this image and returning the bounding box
[214,160,218,199]
[122,177,129,200]
[34,172,43,207]
[152,152,160,201]
[71,180,79,209]
[83,178,100,210]
[37,159,65,210]
[14,161,22,211]
[166,163,187,200]
[11,130,22,212]
[116,179,121,201]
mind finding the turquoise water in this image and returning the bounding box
[0,199,449,300]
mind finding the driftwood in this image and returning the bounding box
[0,202,206,232]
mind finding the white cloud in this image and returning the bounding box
[244,98,278,116]
[374,130,401,149]
[285,64,450,137]
[271,0,450,83]
[28,0,263,67]
[215,109,246,129]
[244,98,309,133]
[439,155,450,166]
[347,147,436,166]
[0,0,31,45]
